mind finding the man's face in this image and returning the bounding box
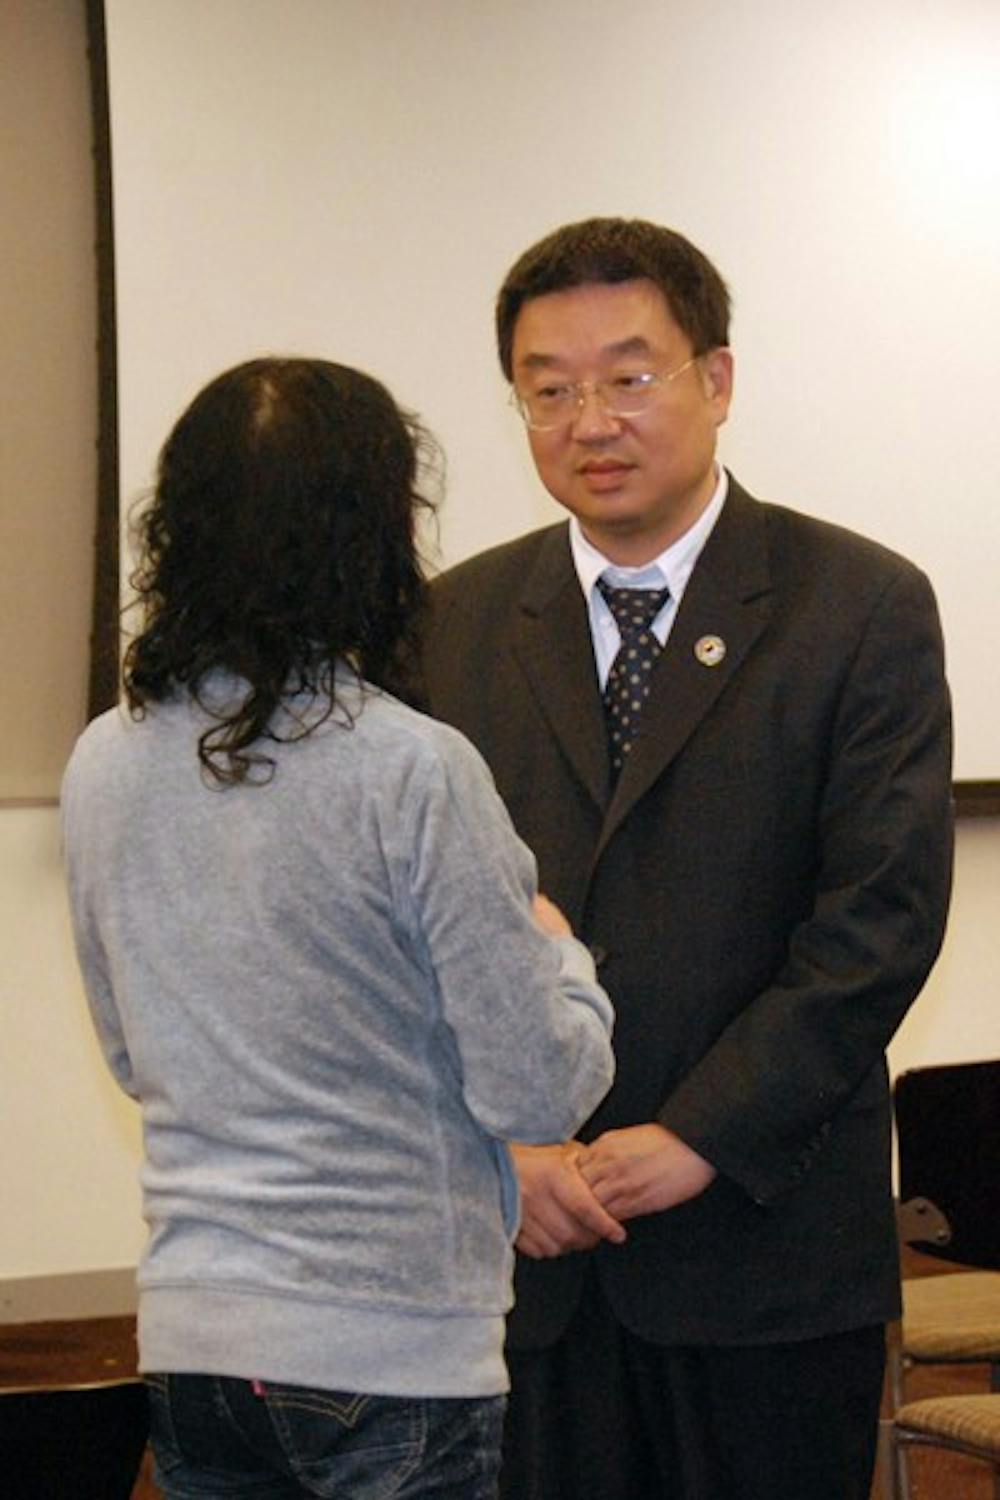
[510,278,733,566]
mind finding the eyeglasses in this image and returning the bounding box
[510,354,701,432]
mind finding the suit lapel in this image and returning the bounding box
[510,527,610,810]
[596,480,773,858]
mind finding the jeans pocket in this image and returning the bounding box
[264,1384,373,1429]
[266,1388,426,1499]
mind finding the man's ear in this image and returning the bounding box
[702,347,734,424]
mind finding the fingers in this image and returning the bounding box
[549,1160,627,1249]
[578,1125,716,1220]
[511,1142,626,1258]
[515,1217,600,1258]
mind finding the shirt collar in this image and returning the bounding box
[569,465,728,602]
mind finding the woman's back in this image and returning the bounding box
[62,671,614,1398]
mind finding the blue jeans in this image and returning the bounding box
[145,1373,505,1498]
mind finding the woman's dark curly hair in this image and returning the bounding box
[124,357,439,786]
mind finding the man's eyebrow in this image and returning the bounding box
[516,335,656,371]
[516,352,563,371]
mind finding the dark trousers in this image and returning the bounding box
[501,1265,885,1500]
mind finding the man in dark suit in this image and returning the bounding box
[419,218,953,1500]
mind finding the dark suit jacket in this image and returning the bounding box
[420,476,953,1348]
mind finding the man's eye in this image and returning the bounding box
[535,384,573,404]
[610,372,655,391]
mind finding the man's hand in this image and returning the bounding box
[578,1124,716,1221]
[511,1141,627,1259]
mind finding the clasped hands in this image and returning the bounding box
[512,1124,717,1260]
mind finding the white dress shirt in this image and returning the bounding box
[569,467,729,688]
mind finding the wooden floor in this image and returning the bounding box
[0,1248,994,1499]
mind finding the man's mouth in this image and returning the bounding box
[578,459,633,489]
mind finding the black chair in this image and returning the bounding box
[895,1059,1000,1270]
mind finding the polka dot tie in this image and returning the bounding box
[597,578,671,781]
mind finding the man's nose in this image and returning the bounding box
[570,384,621,440]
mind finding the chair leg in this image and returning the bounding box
[883,1428,914,1500]
[876,1416,898,1500]
[884,1324,912,1500]
[893,1438,912,1500]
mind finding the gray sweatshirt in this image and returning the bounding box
[61,673,614,1397]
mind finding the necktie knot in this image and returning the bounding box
[597,579,670,639]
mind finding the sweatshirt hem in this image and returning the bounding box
[138,1284,509,1397]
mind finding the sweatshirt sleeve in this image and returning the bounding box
[401,725,615,1144]
[60,759,139,1100]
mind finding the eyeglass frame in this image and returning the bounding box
[509,352,708,432]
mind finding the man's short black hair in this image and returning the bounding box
[496,217,731,380]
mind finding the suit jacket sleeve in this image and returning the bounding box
[656,559,953,1205]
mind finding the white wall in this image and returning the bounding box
[2,0,997,1296]
[0,808,144,1283]
[889,820,1000,1075]
[104,0,1000,777]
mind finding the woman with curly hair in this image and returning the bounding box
[61,357,614,1499]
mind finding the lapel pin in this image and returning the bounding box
[694,635,726,667]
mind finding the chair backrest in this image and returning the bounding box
[894,1059,1000,1269]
